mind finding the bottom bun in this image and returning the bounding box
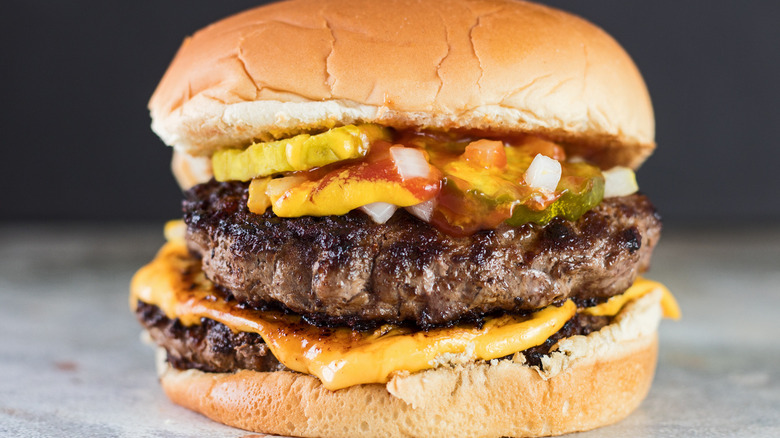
[156,291,663,438]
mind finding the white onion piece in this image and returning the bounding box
[390,146,430,180]
[603,166,639,198]
[524,154,561,192]
[265,176,307,198]
[360,202,398,224]
[406,198,436,222]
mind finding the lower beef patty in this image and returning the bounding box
[136,301,609,374]
[137,301,286,373]
[184,181,661,327]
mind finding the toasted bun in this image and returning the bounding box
[156,289,663,438]
[149,0,654,169]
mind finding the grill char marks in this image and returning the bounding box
[184,180,661,326]
[135,301,609,374]
[137,301,286,373]
[520,313,611,367]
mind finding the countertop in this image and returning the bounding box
[1,224,779,437]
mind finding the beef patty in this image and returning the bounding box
[137,301,286,374]
[184,180,661,326]
[136,301,609,374]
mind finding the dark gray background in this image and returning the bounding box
[2,1,778,226]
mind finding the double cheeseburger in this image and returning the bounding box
[131,0,680,436]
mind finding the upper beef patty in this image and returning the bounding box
[184,181,661,327]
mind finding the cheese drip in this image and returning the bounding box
[131,240,677,390]
[585,277,680,320]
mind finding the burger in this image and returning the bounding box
[131,0,680,436]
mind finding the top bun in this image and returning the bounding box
[149,0,655,169]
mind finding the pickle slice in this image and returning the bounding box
[506,162,604,226]
[212,124,391,181]
[442,147,533,199]
[432,145,604,232]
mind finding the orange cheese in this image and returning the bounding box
[131,239,677,390]
[583,277,681,320]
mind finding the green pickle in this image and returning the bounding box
[436,146,604,230]
[443,148,533,198]
[506,162,605,226]
[212,124,391,181]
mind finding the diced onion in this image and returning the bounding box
[524,154,561,192]
[265,176,307,198]
[390,146,430,180]
[406,198,436,222]
[603,166,639,198]
[360,202,398,224]
[248,178,273,214]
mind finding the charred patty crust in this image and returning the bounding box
[183,180,661,327]
[136,300,610,374]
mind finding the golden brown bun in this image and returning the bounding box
[149,0,655,169]
[157,290,663,438]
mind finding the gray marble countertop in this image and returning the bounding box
[1,224,779,437]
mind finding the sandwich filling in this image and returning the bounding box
[210,125,626,236]
[133,127,677,391]
[131,237,677,390]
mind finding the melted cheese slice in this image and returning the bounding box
[584,277,681,320]
[131,240,677,390]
